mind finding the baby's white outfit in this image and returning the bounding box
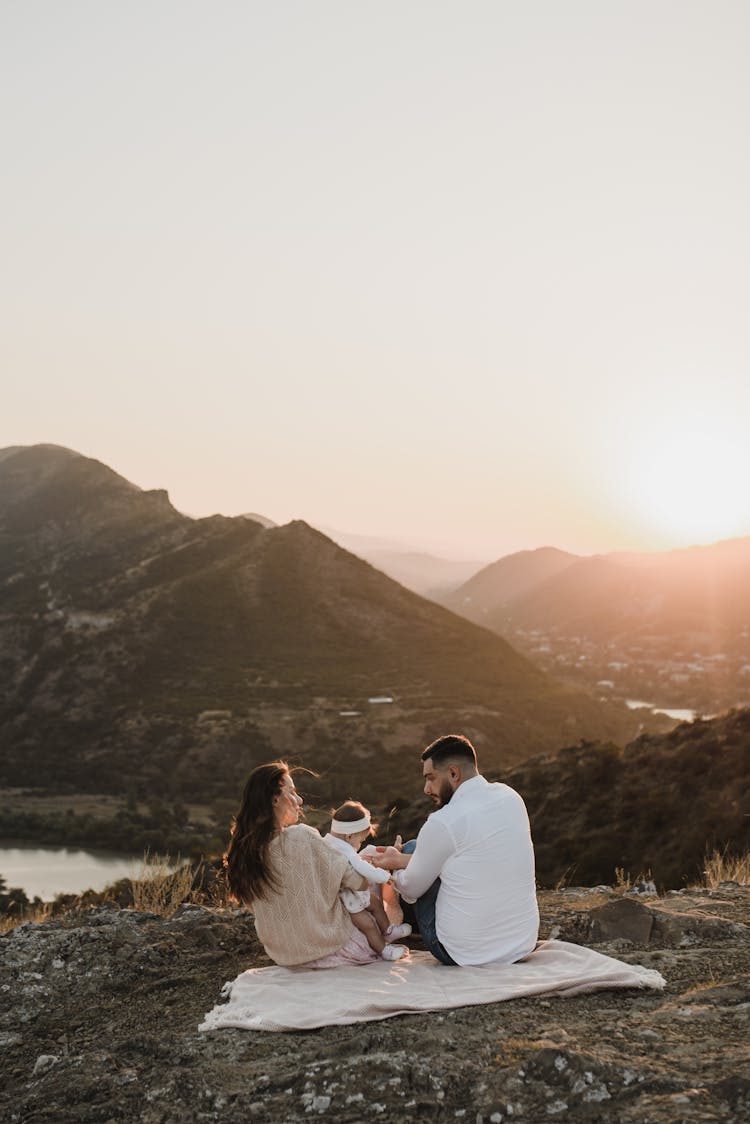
[324,834,390,913]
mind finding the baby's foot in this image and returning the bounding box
[381,944,408,961]
[385,923,412,942]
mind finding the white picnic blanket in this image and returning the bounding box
[199,940,665,1032]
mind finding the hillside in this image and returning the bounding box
[389,708,750,890]
[441,537,750,711]
[0,445,647,813]
[443,537,750,640]
[441,546,579,625]
[508,540,750,640]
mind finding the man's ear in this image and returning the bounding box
[448,764,460,786]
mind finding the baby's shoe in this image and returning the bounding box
[381,944,408,961]
[385,923,412,942]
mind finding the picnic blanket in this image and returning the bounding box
[199,940,665,1032]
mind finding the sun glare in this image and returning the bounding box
[626,422,750,545]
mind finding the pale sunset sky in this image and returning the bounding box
[3,2,749,561]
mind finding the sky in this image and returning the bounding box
[3,1,750,561]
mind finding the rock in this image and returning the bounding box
[627,879,658,896]
[588,896,750,949]
[712,1075,750,1114]
[32,1055,60,1077]
[650,908,749,947]
[3,887,750,1121]
[589,897,654,944]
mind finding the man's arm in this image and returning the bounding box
[389,817,455,904]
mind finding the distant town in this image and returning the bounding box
[506,625,750,718]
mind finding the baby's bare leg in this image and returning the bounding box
[368,889,391,935]
[350,908,385,953]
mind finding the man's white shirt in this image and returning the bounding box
[393,774,539,966]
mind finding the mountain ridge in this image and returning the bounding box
[0,445,651,808]
[439,533,750,710]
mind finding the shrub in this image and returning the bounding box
[702,848,750,888]
[129,852,197,917]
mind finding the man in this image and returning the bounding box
[373,734,539,966]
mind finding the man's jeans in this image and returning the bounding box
[398,840,456,966]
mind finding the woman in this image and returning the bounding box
[224,761,380,967]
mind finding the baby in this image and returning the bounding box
[324,800,412,961]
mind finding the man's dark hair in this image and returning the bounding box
[421,734,478,770]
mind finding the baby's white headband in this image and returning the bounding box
[331,815,370,835]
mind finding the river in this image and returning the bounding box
[625,699,703,722]
[0,843,142,901]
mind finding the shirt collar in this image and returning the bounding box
[448,773,487,807]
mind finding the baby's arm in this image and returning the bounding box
[348,849,391,884]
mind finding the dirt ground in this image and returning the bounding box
[2,885,749,1122]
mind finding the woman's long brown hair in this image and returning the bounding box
[223,761,289,905]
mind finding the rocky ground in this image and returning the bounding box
[2,885,749,1123]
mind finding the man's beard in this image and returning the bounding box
[434,779,454,808]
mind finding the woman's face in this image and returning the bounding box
[273,772,303,828]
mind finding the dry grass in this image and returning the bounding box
[613,866,655,894]
[702,848,750,888]
[193,873,232,910]
[552,865,577,891]
[614,867,633,892]
[130,852,197,917]
[0,900,52,935]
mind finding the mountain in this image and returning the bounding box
[505,539,750,639]
[0,445,649,809]
[317,525,484,597]
[389,707,750,889]
[442,536,750,638]
[440,547,579,625]
[440,537,750,711]
[497,554,647,638]
[240,512,277,528]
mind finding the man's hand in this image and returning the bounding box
[371,844,411,871]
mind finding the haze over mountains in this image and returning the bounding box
[315,525,484,597]
[439,540,750,713]
[0,445,647,810]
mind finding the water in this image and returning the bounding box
[0,843,142,901]
[625,699,700,722]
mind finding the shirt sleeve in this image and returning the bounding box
[340,864,371,892]
[346,849,391,885]
[392,815,455,903]
[313,828,369,893]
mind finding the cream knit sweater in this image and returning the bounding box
[252,824,369,966]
